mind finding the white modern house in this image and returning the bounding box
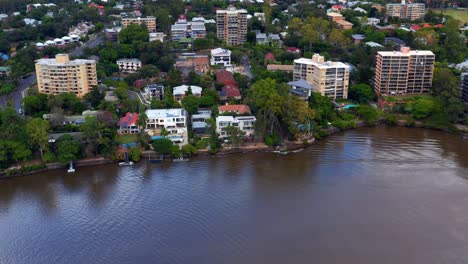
[216,116,256,139]
[191,109,212,135]
[145,108,188,145]
[149,32,165,42]
[117,58,142,73]
[210,48,232,67]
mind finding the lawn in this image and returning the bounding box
[432,9,468,25]
[117,134,138,144]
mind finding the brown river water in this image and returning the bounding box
[0,126,467,264]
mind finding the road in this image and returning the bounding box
[0,73,36,110]
[242,54,253,79]
[70,32,104,57]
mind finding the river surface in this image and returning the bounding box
[1,126,468,264]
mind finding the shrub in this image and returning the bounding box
[384,114,398,126]
[42,152,57,163]
[195,138,210,149]
[6,164,47,176]
[406,117,416,127]
[264,133,280,147]
[129,147,141,162]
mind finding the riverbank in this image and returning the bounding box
[1,122,466,179]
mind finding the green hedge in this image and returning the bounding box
[6,164,47,176]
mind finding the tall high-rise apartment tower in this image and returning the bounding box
[293,54,350,99]
[216,7,248,46]
[374,47,435,96]
[386,0,425,20]
[35,54,97,97]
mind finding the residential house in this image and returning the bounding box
[366,17,380,26]
[174,53,210,77]
[219,84,242,102]
[68,22,95,37]
[149,32,165,42]
[104,91,119,102]
[173,85,202,102]
[145,108,188,145]
[351,34,365,44]
[0,66,10,76]
[216,116,256,139]
[143,83,164,101]
[105,27,122,42]
[218,104,252,115]
[191,109,212,135]
[335,19,353,30]
[288,79,315,100]
[118,112,139,134]
[210,48,232,67]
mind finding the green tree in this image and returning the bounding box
[308,92,336,126]
[181,144,198,157]
[11,141,32,164]
[80,116,104,156]
[348,84,376,104]
[25,118,50,159]
[23,93,49,116]
[152,138,174,155]
[355,105,380,125]
[129,147,141,162]
[56,134,81,165]
[225,125,245,147]
[181,95,200,115]
[408,97,436,119]
[84,88,104,108]
[119,24,149,45]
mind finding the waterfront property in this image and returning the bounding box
[191,109,212,135]
[118,112,139,134]
[374,47,435,96]
[145,108,188,145]
[216,115,256,139]
[294,54,350,99]
[35,54,97,97]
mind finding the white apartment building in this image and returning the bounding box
[35,54,97,97]
[293,54,350,99]
[142,83,164,101]
[210,48,232,66]
[216,116,256,139]
[216,7,248,46]
[145,108,188,145]
[171,18,206,41]
[117,58,142,73]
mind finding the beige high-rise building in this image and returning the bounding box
[386,1,425,20]
[374,47,435,96]
[216,7,248,46]
[293,54,350,99]
[35,54,97,97]
[122,17,157,32]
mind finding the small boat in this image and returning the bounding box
[173,157,189,162]
[119,152,134,166]
[291,148,304,153]
[67,161,76,173]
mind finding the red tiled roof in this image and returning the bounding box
[265,52,275,61]
[422,23,431,28]
[216,70,237,86]
[222,85,241,98]
[435,24,443,28]
[218,104,251,114]
[118,112,138,127]
[286,47,300,53]
[410,25,421,31]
